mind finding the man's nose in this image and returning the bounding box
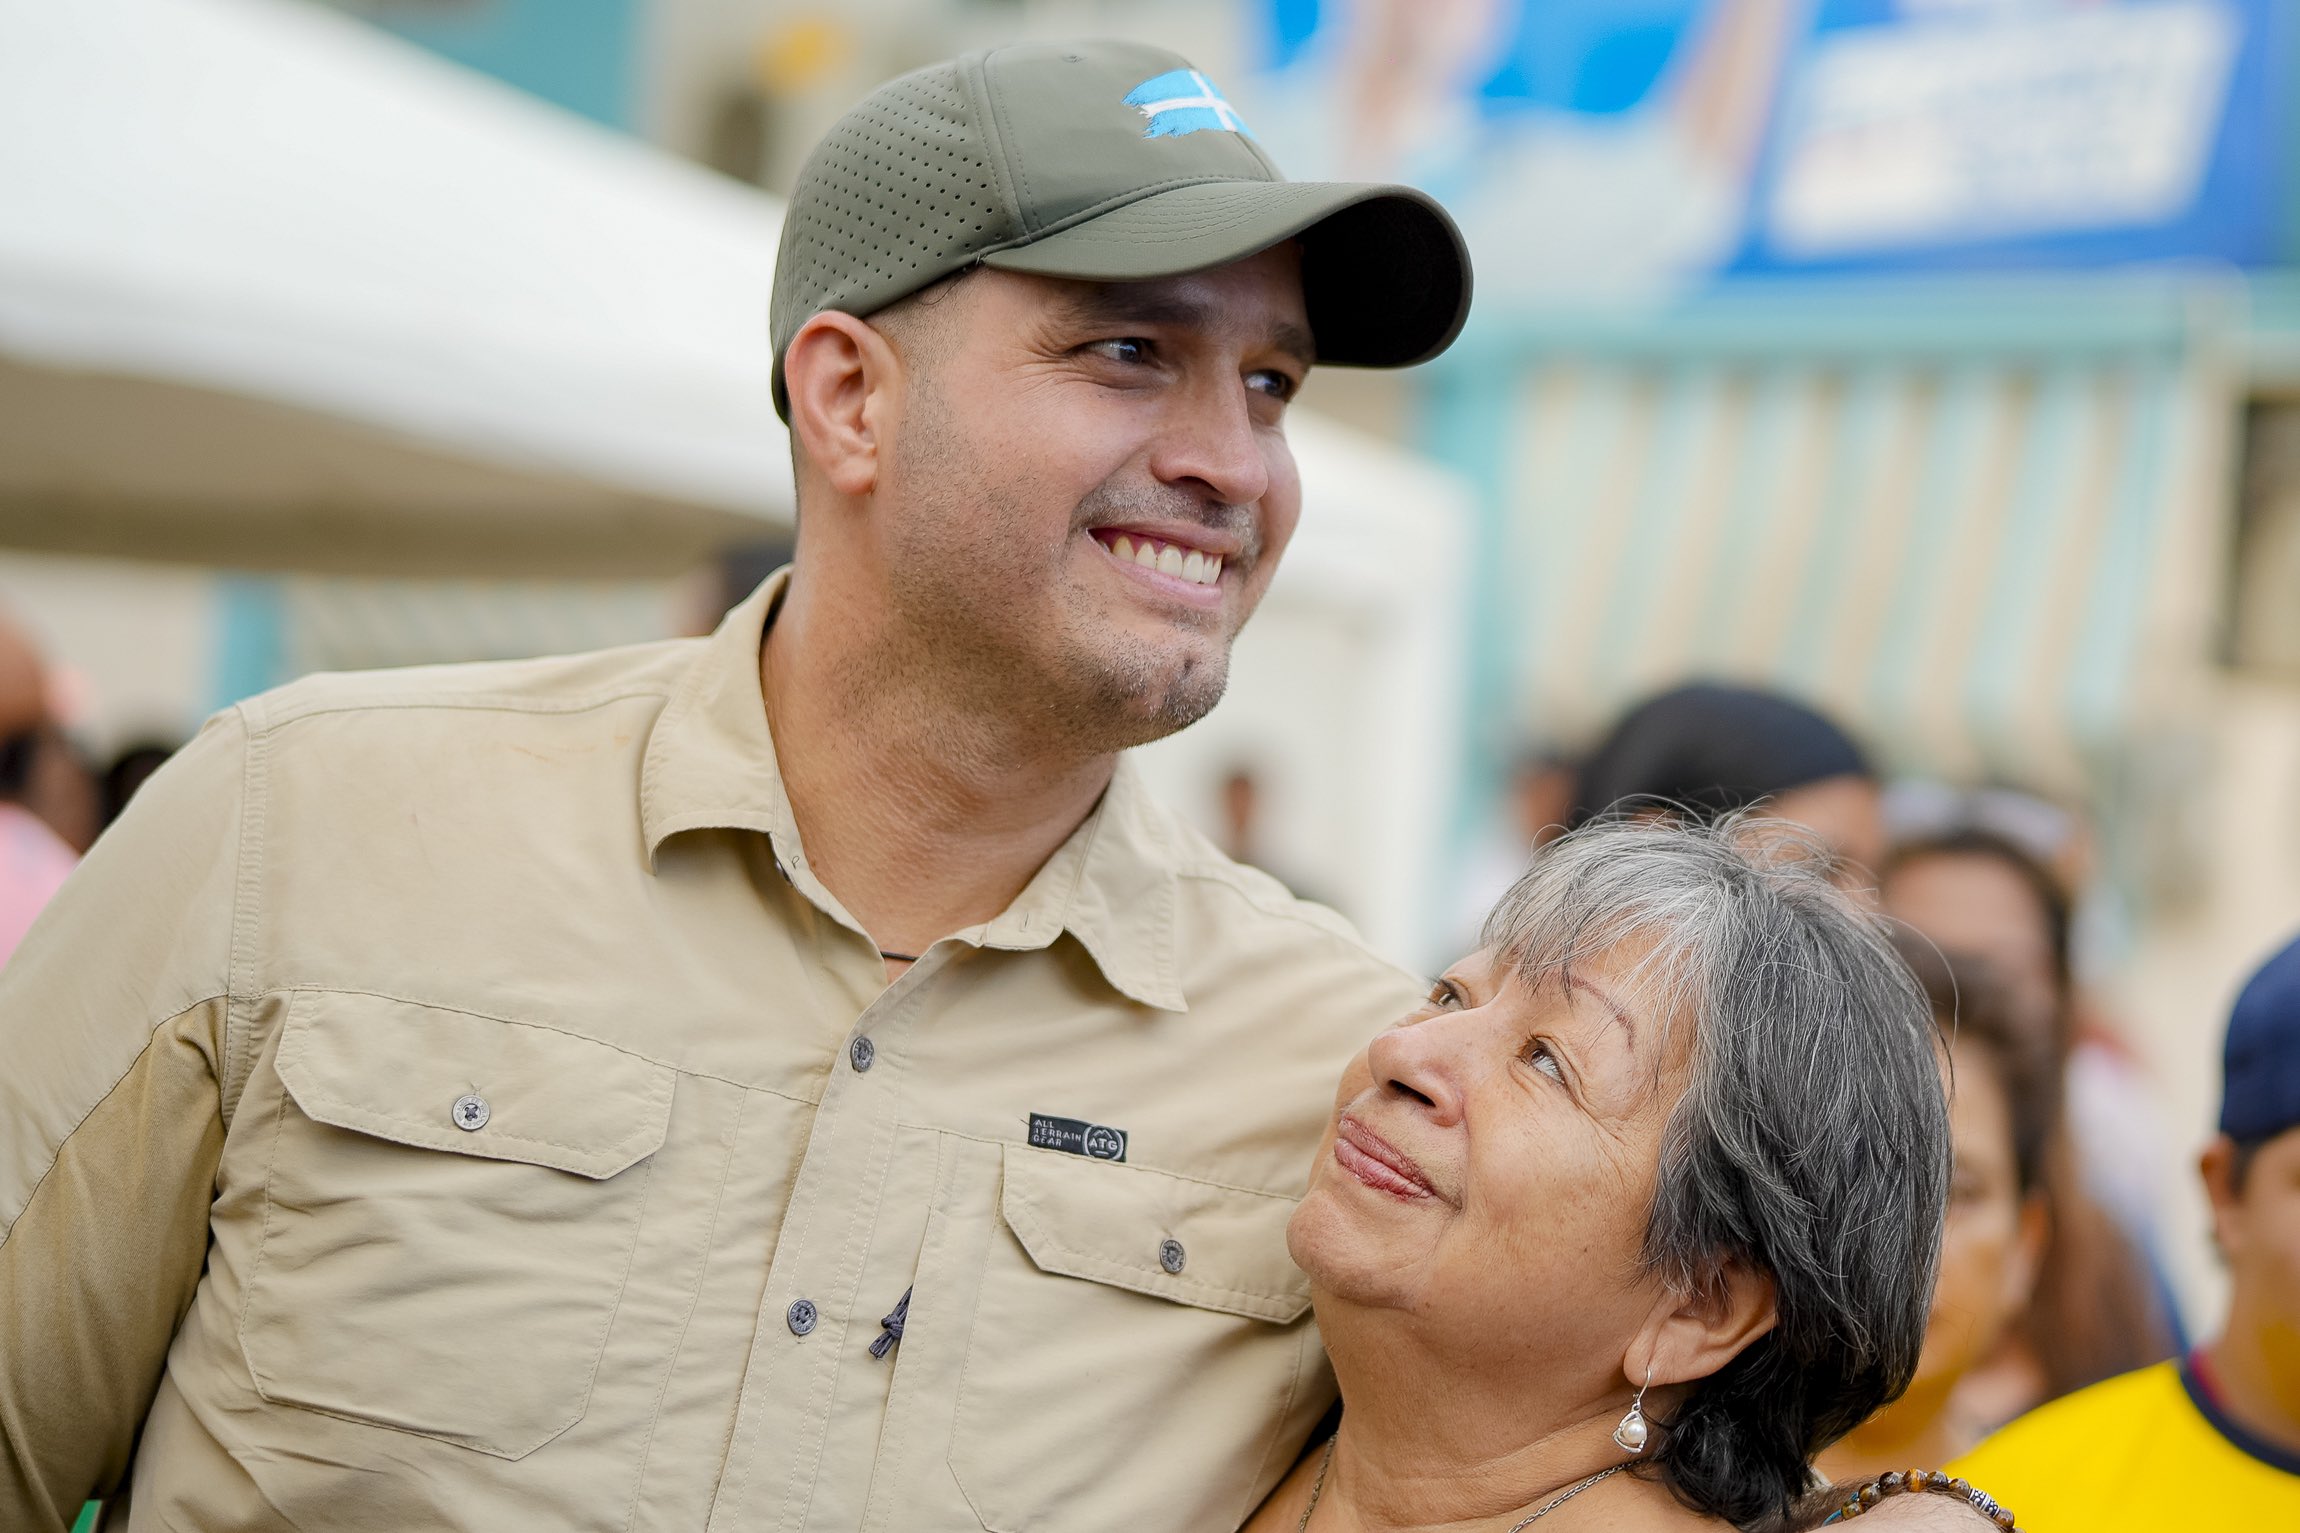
[1146,375,1272,510]
[1365,1013,1469,1128]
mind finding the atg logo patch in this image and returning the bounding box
[1027,1113,1128,1162]
[1123,68,1254,140]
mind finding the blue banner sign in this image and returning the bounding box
[1252,0,2293,302]
[1736,0,2289,274]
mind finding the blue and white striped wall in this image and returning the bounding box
[1425,276,2247,836]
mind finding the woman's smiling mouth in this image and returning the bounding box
[1334,1114,1444,1203]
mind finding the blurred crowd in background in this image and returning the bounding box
[5,0,2300,1492]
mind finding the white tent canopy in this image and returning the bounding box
[0,0,796,576]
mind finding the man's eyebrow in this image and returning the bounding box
[1268,321,1316,369]
[1053,287,1208,332]
[1052,288,1317,368]
[1566,973,1639,1050]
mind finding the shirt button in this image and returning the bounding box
[849,1036,875,1073]
[1159,1238,1186,1275]
[451,1093,489,1131]
[786,1298,818,1336]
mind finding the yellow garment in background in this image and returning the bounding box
[1950,1358,2300,1532]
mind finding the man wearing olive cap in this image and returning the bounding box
[0,41,1468,1533]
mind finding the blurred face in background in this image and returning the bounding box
[1883,851,2063,1036]
[1824,1033,2044,1472]
[1918,1038,2046,1400]
[2205,1126,2300,1416]
[1769,773,1887,884]
[25,727,100,854]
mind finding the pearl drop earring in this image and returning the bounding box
[1612,1364,1653,1454]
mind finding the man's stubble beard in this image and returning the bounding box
[875,380,1255,760]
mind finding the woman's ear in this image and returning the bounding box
[783,311,900,499]
[2004,1189,2049,1313]
[1632,1260,1779,1391]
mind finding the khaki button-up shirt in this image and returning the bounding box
[0,573,1422,1533]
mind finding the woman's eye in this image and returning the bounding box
[1426,979,1464,1010]
[1521,1039,1565,1082]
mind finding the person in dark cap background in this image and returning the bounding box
[1951,929,2300,1528]
[1568,681,1886,883]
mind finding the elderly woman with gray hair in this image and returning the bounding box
[1245,817,2022,1533]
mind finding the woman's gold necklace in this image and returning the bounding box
[1294,1440,1629,1533]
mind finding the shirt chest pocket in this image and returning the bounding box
[239,990,675,1459]
[947,1146,1317,1533]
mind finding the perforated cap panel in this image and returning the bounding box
[770,62,1015,413]
[767,41,1473,419]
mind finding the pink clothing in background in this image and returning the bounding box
[0,803,77,966]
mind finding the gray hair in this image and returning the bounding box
[1481,813,1949,1529]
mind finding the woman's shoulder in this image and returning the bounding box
[1816,1495,2017,1530]
[1790,1471,2028,1531]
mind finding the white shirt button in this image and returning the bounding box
[451,1093,490,1131]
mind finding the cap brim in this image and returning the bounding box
[980,180,1472,369]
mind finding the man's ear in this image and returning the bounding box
[1631,1259,1779,1393]
[2201,1135,2247,1263]
[784,311,901,499]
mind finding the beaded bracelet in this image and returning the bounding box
[1820,1469,2020,1529]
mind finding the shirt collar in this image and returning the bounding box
[2181,1349,2300,1477]
[638,568,1186,1012]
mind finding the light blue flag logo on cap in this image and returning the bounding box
[1123,69,1254,139]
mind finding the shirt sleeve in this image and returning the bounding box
[0,708,249,1530]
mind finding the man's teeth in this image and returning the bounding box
[1107,535,1223,587]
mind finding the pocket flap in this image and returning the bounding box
[998,1145,1312,1324]
[273,990,674,1179]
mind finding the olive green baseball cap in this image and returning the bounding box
[769,39,1473,420]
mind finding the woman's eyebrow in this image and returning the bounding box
[1565,973,1639,1049]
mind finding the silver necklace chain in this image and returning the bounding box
[1504,1465,1629,1531]
[1294,1441,1629,1533]
[1293,1439,1337,1533]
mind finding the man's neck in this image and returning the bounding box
[2202,1320,2300,1460]
[759,577,1117,960]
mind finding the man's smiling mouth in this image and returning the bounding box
[1090,529,1224,588]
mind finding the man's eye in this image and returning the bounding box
[1520,1039,1565,1082]
[1088,338,1151,365]
[1426,979,1464,1010]
[1248,369,1297,401]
